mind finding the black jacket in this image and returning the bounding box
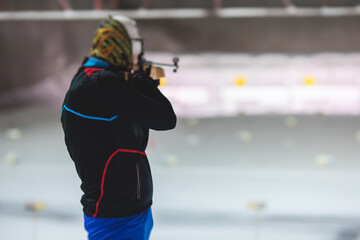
[61,60,176,218]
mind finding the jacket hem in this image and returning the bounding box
[83,201,153,218]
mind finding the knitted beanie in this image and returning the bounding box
[89,16,133,69]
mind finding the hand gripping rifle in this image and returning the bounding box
[132,38,179,80]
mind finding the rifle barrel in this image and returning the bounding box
[143,61,176,68]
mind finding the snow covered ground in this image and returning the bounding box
[1,97,360,240]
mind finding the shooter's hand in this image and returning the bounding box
[129,74,159,94]
[133,65,165,80]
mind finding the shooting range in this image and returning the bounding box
[1,0,360,239]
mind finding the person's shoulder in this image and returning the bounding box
[90,70,129,91]
[96,69,121,79]
[95,70,127,83]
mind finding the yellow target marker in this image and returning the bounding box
[186,118,199,127]
[5,128,22,141]
[4,152,18,165]
[164,155,179,167]
[247,201,266,211]
[159,77,167,86]
[234,76,247,86]
[247,201,266,240]
[26,202,46,212]
[236,130,253,143]
[315,154,334,168]
[26,202,46,240]
[285,116,298,128]
[303,75,316,85]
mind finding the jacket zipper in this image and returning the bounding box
[136,163,141,199]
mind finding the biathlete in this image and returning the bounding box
[61,16,176,240]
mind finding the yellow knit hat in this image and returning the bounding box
[89,16,133,69]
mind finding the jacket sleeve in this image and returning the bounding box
[95,72,177,130]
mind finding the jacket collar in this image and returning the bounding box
[83,57,109,68]
[82,57,131,74]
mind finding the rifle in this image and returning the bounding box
[132,38,179,80]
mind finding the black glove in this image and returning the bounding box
[129,74,159,94]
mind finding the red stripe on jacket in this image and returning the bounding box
[84,68,105,77]
[93,149,146,217]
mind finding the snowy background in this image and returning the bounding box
[1,1,360,239]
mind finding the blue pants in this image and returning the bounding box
[84,208,153,240]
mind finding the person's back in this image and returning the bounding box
[61,16,176,240]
